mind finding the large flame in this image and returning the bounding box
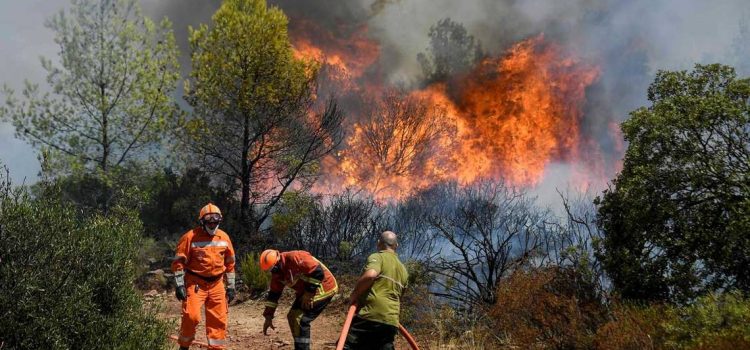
[336,90,457,198]
[450,35,599,185]
[293,26,608,200]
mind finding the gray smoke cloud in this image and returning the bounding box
[137,0,749,125]
[2,0,748,190]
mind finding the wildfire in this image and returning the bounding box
[292,23,608,201]
[336,90,457,198]
[290,20,379,86]
[450,35,599,186]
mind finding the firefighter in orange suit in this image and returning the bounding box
[172,203,236,350]
[260,249,338,350]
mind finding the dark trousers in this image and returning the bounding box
[287,295,332,350]
[343,316,398,350]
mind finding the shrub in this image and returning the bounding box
[409,299,499,349]
[662,291,750,349]
[594,291,750,350]
[0,181,170,349]
[594,302,668,350]
[240,252,270,296]
[491,267,608,349]
[400,259,434,326]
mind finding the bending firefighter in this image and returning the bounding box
[171,203,236,350]
[260,249,338,350]
[345,231,409,350]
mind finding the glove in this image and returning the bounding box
[174,270,186,301]
[226,272,236,303]
[301,292,315,311]
[175,286,187,301]
[263,316,275,335]
[226,288,235,303]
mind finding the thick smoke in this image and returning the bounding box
[139,0,750,197]
[141,0,749,116]
[139,0,221,79]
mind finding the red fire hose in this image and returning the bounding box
[336,303,420,350]
[398,324,420,350]
[336,304,358,350]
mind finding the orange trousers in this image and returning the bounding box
[178,274,228,349]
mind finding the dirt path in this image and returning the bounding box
[156,292,413,350]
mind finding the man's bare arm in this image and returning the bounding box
[348,269,379,305]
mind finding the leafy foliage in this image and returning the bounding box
[0,176,169,349]
[239,252,270,296]
[417,17,484,85]
[663,291,750,349]
[594,292,750,350]
[492,267,608,349]
[182,0,343,235]
[0,0,179,212]
[596,64,750,302]
[138,167,239,238]
[32,163,151,216]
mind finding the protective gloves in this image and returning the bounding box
[226,272,236,303]
[175,270,187,301]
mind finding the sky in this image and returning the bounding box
[1,0,748,191]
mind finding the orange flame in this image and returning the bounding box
[292,24,611,201]
[450,35,600,186]
[290,20,379,88]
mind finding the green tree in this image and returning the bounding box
[596,64,750,302]
[0,171,170,349]
[1,0,180,213]
[183,0,343,236]
[139,167,239,238]
[417,18,484,85]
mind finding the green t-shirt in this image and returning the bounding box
[357,251,409,327]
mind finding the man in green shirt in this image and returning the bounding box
[344,231,409,350]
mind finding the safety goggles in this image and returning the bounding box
[203,213,222,224]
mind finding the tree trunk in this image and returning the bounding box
[240,111,251,235]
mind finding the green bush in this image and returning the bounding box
[663,291,750,349]
[0,181,170,349]
[595,292,750,350]
[240,252,270,296]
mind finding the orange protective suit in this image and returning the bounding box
[263,251,338,350]
[172,225,235,349]
[263,251,338,310]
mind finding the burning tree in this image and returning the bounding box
[338,89,456,199]
[182,0,343,236]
